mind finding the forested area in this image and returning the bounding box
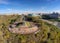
[0,15,60,43]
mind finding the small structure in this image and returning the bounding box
[28,13,40,17]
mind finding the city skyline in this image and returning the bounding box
[0,0,60,14]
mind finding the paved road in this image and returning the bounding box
[41,19,60,28]
[56,22,60,28]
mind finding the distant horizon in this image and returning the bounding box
[0,11,60,15]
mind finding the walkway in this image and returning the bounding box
[41,19,60,28]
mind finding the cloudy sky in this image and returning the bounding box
[0,0,60,14]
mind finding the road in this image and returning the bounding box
[41,19,60,28]
[56,22,60,28]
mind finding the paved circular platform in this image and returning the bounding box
[9,26,38,34]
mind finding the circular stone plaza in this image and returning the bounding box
[8,21,39,34]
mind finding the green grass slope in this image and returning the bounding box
[0,15,60,43]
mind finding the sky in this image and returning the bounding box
[0,0,60,14]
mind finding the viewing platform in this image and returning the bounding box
[8,21,39,34]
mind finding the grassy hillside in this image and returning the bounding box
[0,15,60,43]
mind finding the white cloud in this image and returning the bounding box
[7,8,13,11]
